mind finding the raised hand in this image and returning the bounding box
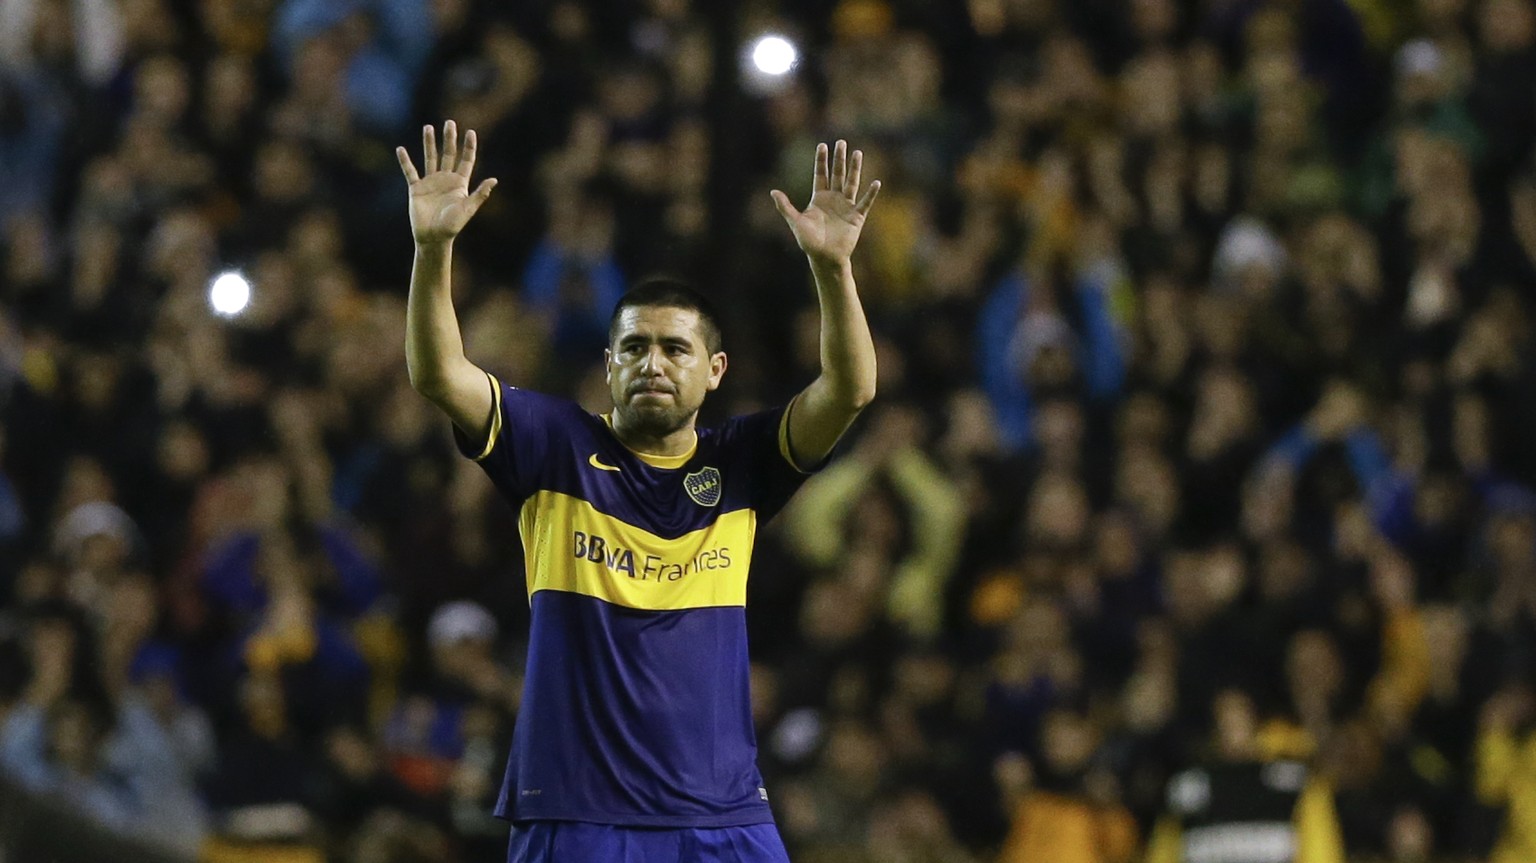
[772,140,881,267]
[397,120,498,245]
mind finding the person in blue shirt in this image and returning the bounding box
[395,121,881,861]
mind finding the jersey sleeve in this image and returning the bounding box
[452,373,570,504]
[719,398,823,522]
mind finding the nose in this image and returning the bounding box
[640,345,667,374]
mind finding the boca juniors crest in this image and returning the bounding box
[683,467,722,507]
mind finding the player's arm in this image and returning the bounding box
[397,121,500,439]
[771,140,881,468]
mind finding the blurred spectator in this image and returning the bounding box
[824,0,942,138]
[199,515,378,732]
[521,181,627,372]
[1147,689,1345,863]
[0,70,70,236]
[1476,685,1536,863]
[201,671,327,860]
[995,708,1139,863]
[0,603,209,856]
[977,254,1128,452]
[784,403,966,639]
[272,0,434,137]
[0,0,125,86]
[380,599,514,800]
[865,787,979,863]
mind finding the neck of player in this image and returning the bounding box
[611,411,698,457]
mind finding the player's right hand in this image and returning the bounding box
[397,120,497,245]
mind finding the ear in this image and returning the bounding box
[604,348,613,385]
[706,351,728,392]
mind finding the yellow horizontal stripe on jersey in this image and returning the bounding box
[517,491,756,611]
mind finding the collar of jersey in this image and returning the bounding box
[600,414,698,469]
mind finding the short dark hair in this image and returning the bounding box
[609,276,724,354]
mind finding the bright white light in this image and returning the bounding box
[208,270,251,317]
[751,35,797,76]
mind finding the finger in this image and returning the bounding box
[443,120,459,172]
[423,124,438,172]
[770,189,798,222]
[457,129,478,177]
[846,149,863,199]
[831,140,847,193]
[396,146,420,183]
[814,142,829,191]
[466,178,498,214]
[855,179,881,216]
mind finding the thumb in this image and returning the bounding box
[466,178,498,213]
[770,190,798,224]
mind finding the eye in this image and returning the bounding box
[624,344,645,356]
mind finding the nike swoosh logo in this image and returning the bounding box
[588,454,621,472]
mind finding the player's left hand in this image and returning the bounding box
[772,140,880,267]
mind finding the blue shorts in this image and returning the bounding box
[507,821,791,863]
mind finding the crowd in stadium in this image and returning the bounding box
[2,0,1536,861]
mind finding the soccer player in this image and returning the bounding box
[395,121,880,862]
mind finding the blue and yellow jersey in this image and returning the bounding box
[456,374,813,828]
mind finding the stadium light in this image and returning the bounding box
[751,35,797,76]
[208,270,252,318]
[741,32,800,95]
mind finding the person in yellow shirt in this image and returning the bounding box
[1476,686,1536,863]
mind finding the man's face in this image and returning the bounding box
[606,305,725,438]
